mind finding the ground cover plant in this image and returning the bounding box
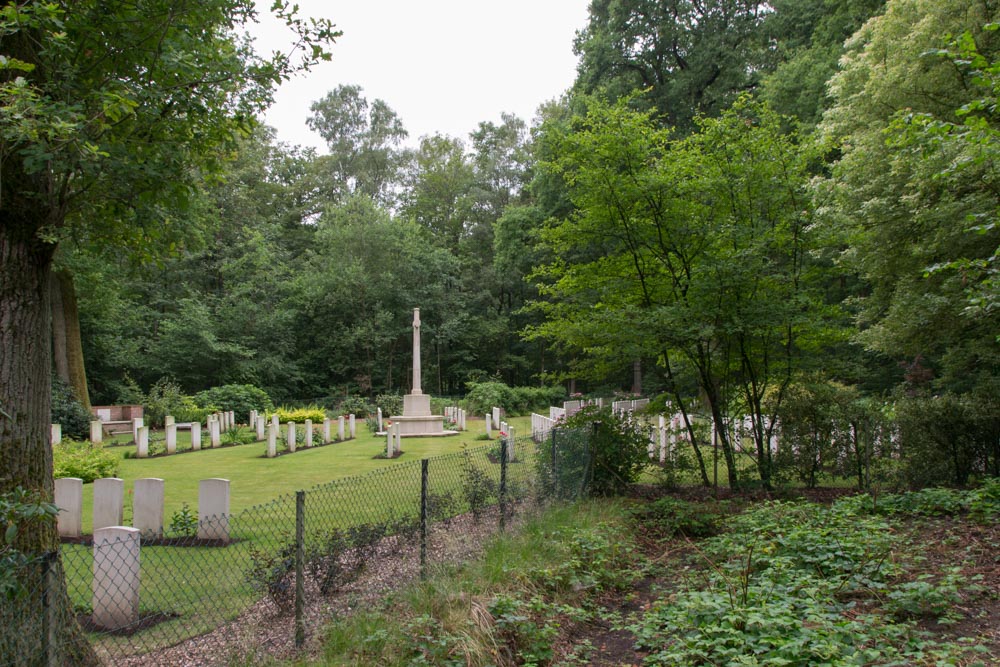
[302,483,1000,666]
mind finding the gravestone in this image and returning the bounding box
[209,419,221,448]
[266,424,277,458]
[338,416,345,441]
[93,478,124,531]
[305,419,313,448]
[132,417,144,443]
[136,426,149,458]
[286,422,296,453]
[198,478,230,542]
[165,423,177,454]
[486,414,492,438]
[55,477,82,538]
[133,478,165,538]
[256,416,265,441]
[90,420,104,444]
[191,422,202,451]
[51,424,61,446]
[92,526,141,630]
[349,414,356,438]
[323,418,332,444]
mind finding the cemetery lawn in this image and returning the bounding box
[79,415,532,535]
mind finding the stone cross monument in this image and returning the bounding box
[393,307,451,436]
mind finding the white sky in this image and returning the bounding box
[249,1,591,152]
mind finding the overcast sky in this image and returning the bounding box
[249,1,591,153]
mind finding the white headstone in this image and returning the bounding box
[136,426,149,458]
[323,418,332,444]
[286,421,296,453]
[349,414,356,438]
[191,422,202,451]
[50,423,61,446]
[54,477,82,538]
[386,427,394,458]
[338,416,345,441]
[209,419,221,448]
[132,417,144,443]
[133,478,165,538]
[493,407,501,426]
[256,415,266,441]
[92,526,141,630]
[165,423,177,454]
[486,414,492,438]
[164,415,175,427]
[377,407,383,431]
[198,478,230,542]
[90,420,104,444]
[305,419,313,448]
[267,424,277,458]
[395,422,402,453]
[92,477,124,530]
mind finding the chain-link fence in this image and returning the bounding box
[2,430,592,665]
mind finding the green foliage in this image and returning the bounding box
[53,440,119,483]
[894,393,999,487]
[559,407,651,497]
[140,378,206,428]
[632,497,729,539]
[194,384,273,422]
[337,396,374,419]
[464,380,515,415]
[221,426,256,446]
[460,456,498,523]
[627,499,976,665]
[270,405,327,424]
[885,569,969,624]
[373,393,402,418]
[168,503,198,538]
[50,375,91,440]
[1,488,58,599]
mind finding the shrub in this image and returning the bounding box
[270,405,327,424]
[538,407,651,497]
[195,384,273,422]
[138,378,194,428]
[50,375,91,440]
[894,392,999,487]
[53,440,119,483]
[374,393,402,418]
[464,380,515,415]
[510,385,566,415]
[632,497,728,539]
[337,395,373,418]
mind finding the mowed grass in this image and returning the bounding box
[77,415,532,535]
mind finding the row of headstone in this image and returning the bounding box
[531,413,556,442]
[54,476,230,541]
[549,406,566,422]
[498,421,517,462]
[612,398,650,415]
[444,407,467,430]
[264,415,353,458]
[84,479,231,632]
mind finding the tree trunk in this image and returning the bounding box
[0,222,99,665]
[50,270,91,411]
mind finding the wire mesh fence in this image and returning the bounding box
[2,429,592,666]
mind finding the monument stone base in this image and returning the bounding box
[391,392,456,437]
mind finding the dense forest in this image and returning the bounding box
[47,0,997,487]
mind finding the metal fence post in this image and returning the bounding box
[295,490,305,649]
[420,459,428,580]
[499,437,508,532]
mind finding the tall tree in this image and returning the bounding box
[817,0,1000,396]
[0,2,336,661]
[573,0,773,133]
[530,95,826,488]
[307,84,409,207]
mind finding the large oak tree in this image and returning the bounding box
[0,2,336,662]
